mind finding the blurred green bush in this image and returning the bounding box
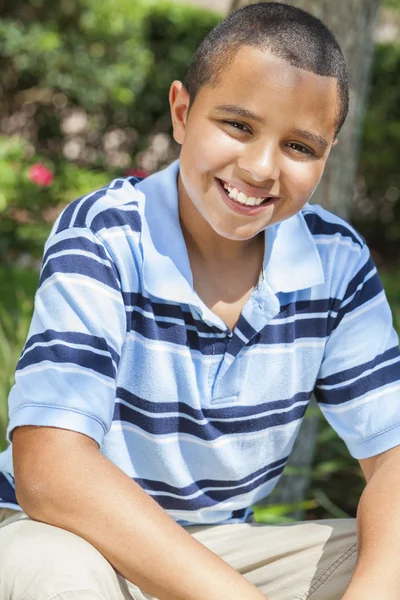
[0,272,37,451]
[0,136,112,260]
[353,42,400,263]
[1,0,400,265]
[0,0,220,264]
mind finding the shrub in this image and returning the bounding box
[0,268,38,450]
[0,136,113,262]
[352,42,400,262]
[0,0,220,264]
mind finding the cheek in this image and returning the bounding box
[185,122,239,165]
[284,160,325,199]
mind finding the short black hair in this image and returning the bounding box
[184,2,349,137]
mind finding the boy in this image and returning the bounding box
[1,2,400,599]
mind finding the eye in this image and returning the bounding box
[222,120,252,134]
[286,142,314,156]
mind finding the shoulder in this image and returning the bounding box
[51,176,145,239]
[301,203,365,251]
[41,176,148,291]
[300,204,372,299]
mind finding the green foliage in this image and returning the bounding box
[381,270,400,332]
[0,0,220,264]
[0,0,151,110]
[0,136,112,262]
[352,43,400,260]
[383,0,400,9]
[253,500,318,524]
[0,269,38,451]
[1,0,219,150]
[2,0,398,264]
[134,3,219,136]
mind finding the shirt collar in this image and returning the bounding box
[135,160,197,306]
[263,207,325,293]
[134,160,324,303]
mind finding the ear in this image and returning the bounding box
[332,137,339,147]
[169,80,191,145]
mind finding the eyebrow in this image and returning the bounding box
[293,129,329,151]
[213,105,264,123]
[213,105,330,151]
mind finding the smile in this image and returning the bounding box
[220,180,271,206]
[216,179,279,215]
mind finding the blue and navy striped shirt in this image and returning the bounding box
[1,160,400,524]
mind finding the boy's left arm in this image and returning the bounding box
[342,444,400,599]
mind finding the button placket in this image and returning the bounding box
[210,287,281,404]
[210,321,250,404]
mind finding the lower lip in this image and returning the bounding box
[216,179,279,216]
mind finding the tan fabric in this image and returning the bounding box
[0,508,22,524]
[0,508,357,600]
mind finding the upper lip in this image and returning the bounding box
[218,178,279,199]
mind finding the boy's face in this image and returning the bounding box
[170,46,339,242]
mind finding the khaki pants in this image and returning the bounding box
[0,508,357,600]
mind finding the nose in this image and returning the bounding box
[237,139,280,183]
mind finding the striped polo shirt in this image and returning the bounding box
[1,160,400,524]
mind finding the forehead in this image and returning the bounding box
[196,45,339,136]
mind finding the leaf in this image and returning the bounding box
[253,500,318,523]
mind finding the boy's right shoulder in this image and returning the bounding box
[50,175,146,239]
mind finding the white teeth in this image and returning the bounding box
[222,181,266,206]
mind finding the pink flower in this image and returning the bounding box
[125,168,148,179]
[28,163,54,187]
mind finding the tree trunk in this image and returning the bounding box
[229,0,381,516]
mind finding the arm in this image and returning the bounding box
[13,425,267,600]
[342,445,400,599]
[311,237,400,597]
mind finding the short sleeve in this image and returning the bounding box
[7,224,127,447]
[315,244,400,459]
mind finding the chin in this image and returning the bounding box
[211,222,261,242]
